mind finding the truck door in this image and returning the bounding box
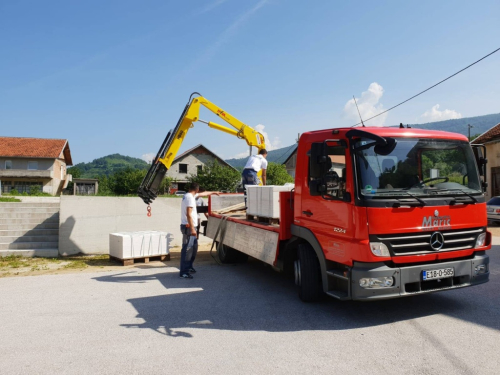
[301,141,354,264]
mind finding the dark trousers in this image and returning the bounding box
[241,169,258,205]
[179,224,198,275]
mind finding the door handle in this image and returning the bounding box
[303,211,313,216]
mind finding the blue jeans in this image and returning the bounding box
[179,224,198,275]
[242,169,258,206]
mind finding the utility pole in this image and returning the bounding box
[468,124,474,141]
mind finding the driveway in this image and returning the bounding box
[0,247,499,374]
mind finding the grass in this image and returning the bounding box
[0,254,113,276]
[0,197,21,202]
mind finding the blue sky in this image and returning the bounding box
[1,0,499,164]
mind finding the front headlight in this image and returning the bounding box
[475,233,486,248]
[370,242,390,257]
[359,277,394,288]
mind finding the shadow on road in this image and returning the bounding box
[93,251,500,337]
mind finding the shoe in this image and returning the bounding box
[189,267,196,273]
[179,273,193,279]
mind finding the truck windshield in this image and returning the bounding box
[354,138,482,199]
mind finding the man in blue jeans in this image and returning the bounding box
[179,183,219,279]
[241,149,268,206]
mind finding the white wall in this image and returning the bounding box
[59,196,211,255]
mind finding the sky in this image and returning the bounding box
[1,0,499,164]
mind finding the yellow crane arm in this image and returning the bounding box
[158,94,266,170]
[138,92,266,204]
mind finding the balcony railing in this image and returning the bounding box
[0,169,53,178]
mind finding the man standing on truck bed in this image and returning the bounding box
[242,149,268,206]
[179,183,218,279]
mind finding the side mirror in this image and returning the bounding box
[471,144,487,177]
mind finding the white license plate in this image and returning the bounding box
[423,268,454,281]
[487,207,494,212]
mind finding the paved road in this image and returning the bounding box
[0,247,499,375]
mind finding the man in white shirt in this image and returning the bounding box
[179,183,219,279]
[241,149,268,206]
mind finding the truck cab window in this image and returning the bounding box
[310,145,346,200]
[355,138,482,200]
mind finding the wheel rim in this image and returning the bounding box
[294,260,301,286]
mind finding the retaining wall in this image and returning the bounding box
[59,196,212,255]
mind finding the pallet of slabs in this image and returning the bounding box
[109,231,172,266]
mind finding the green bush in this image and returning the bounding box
[29,185,40,195]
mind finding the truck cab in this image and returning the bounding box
[290,127,490,300]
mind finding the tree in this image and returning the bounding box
[159,176,174,195]
[266,162,294,185]
[68,166,82,179]
[112,167,147,195]
[188,161,241,192]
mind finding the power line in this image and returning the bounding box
[351,47,500,127]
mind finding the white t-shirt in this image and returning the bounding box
[244,154,268,172]
[181,193,198,226]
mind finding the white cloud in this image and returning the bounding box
[141,153,155,164]
[255,124,281,151]
[420,104,462,122]
[227,123,281,159]
[343,82,388,126]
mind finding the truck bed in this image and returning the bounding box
[206,194,289,266]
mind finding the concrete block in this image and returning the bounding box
[109,231,171,259]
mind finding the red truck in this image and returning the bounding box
[139,94,490,302]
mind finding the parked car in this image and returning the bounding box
[174,190,186,196]
[486,196,500,224]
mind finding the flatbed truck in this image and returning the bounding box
[139,93,491,302]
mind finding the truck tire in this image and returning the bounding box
[295,243,322,302]
[217,244,248,263]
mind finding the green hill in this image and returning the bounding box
[408,112,500,137]
[71,154,149,178]
[70,113,500,176]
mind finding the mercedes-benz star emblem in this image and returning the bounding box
[430,232,445,250]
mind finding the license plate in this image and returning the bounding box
[487,207,494,212]
[423,268,454,281]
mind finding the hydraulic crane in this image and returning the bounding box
[137,92,266,206]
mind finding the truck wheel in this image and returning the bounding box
[295,243,322,302]
[217,244,247,263]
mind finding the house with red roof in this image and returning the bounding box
[0,137,73,196]
[166,144,236,192]
[472,123,500,199]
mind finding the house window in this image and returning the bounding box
[5,160,12,170]
[28,161,38,170]
[179,164,188,174]
[197,165,203,174]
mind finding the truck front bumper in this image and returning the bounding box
[350,252,489,300]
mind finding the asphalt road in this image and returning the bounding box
[0,247,499,375]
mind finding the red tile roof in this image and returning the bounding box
[0,137,73,165]
[472,123,500,144]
